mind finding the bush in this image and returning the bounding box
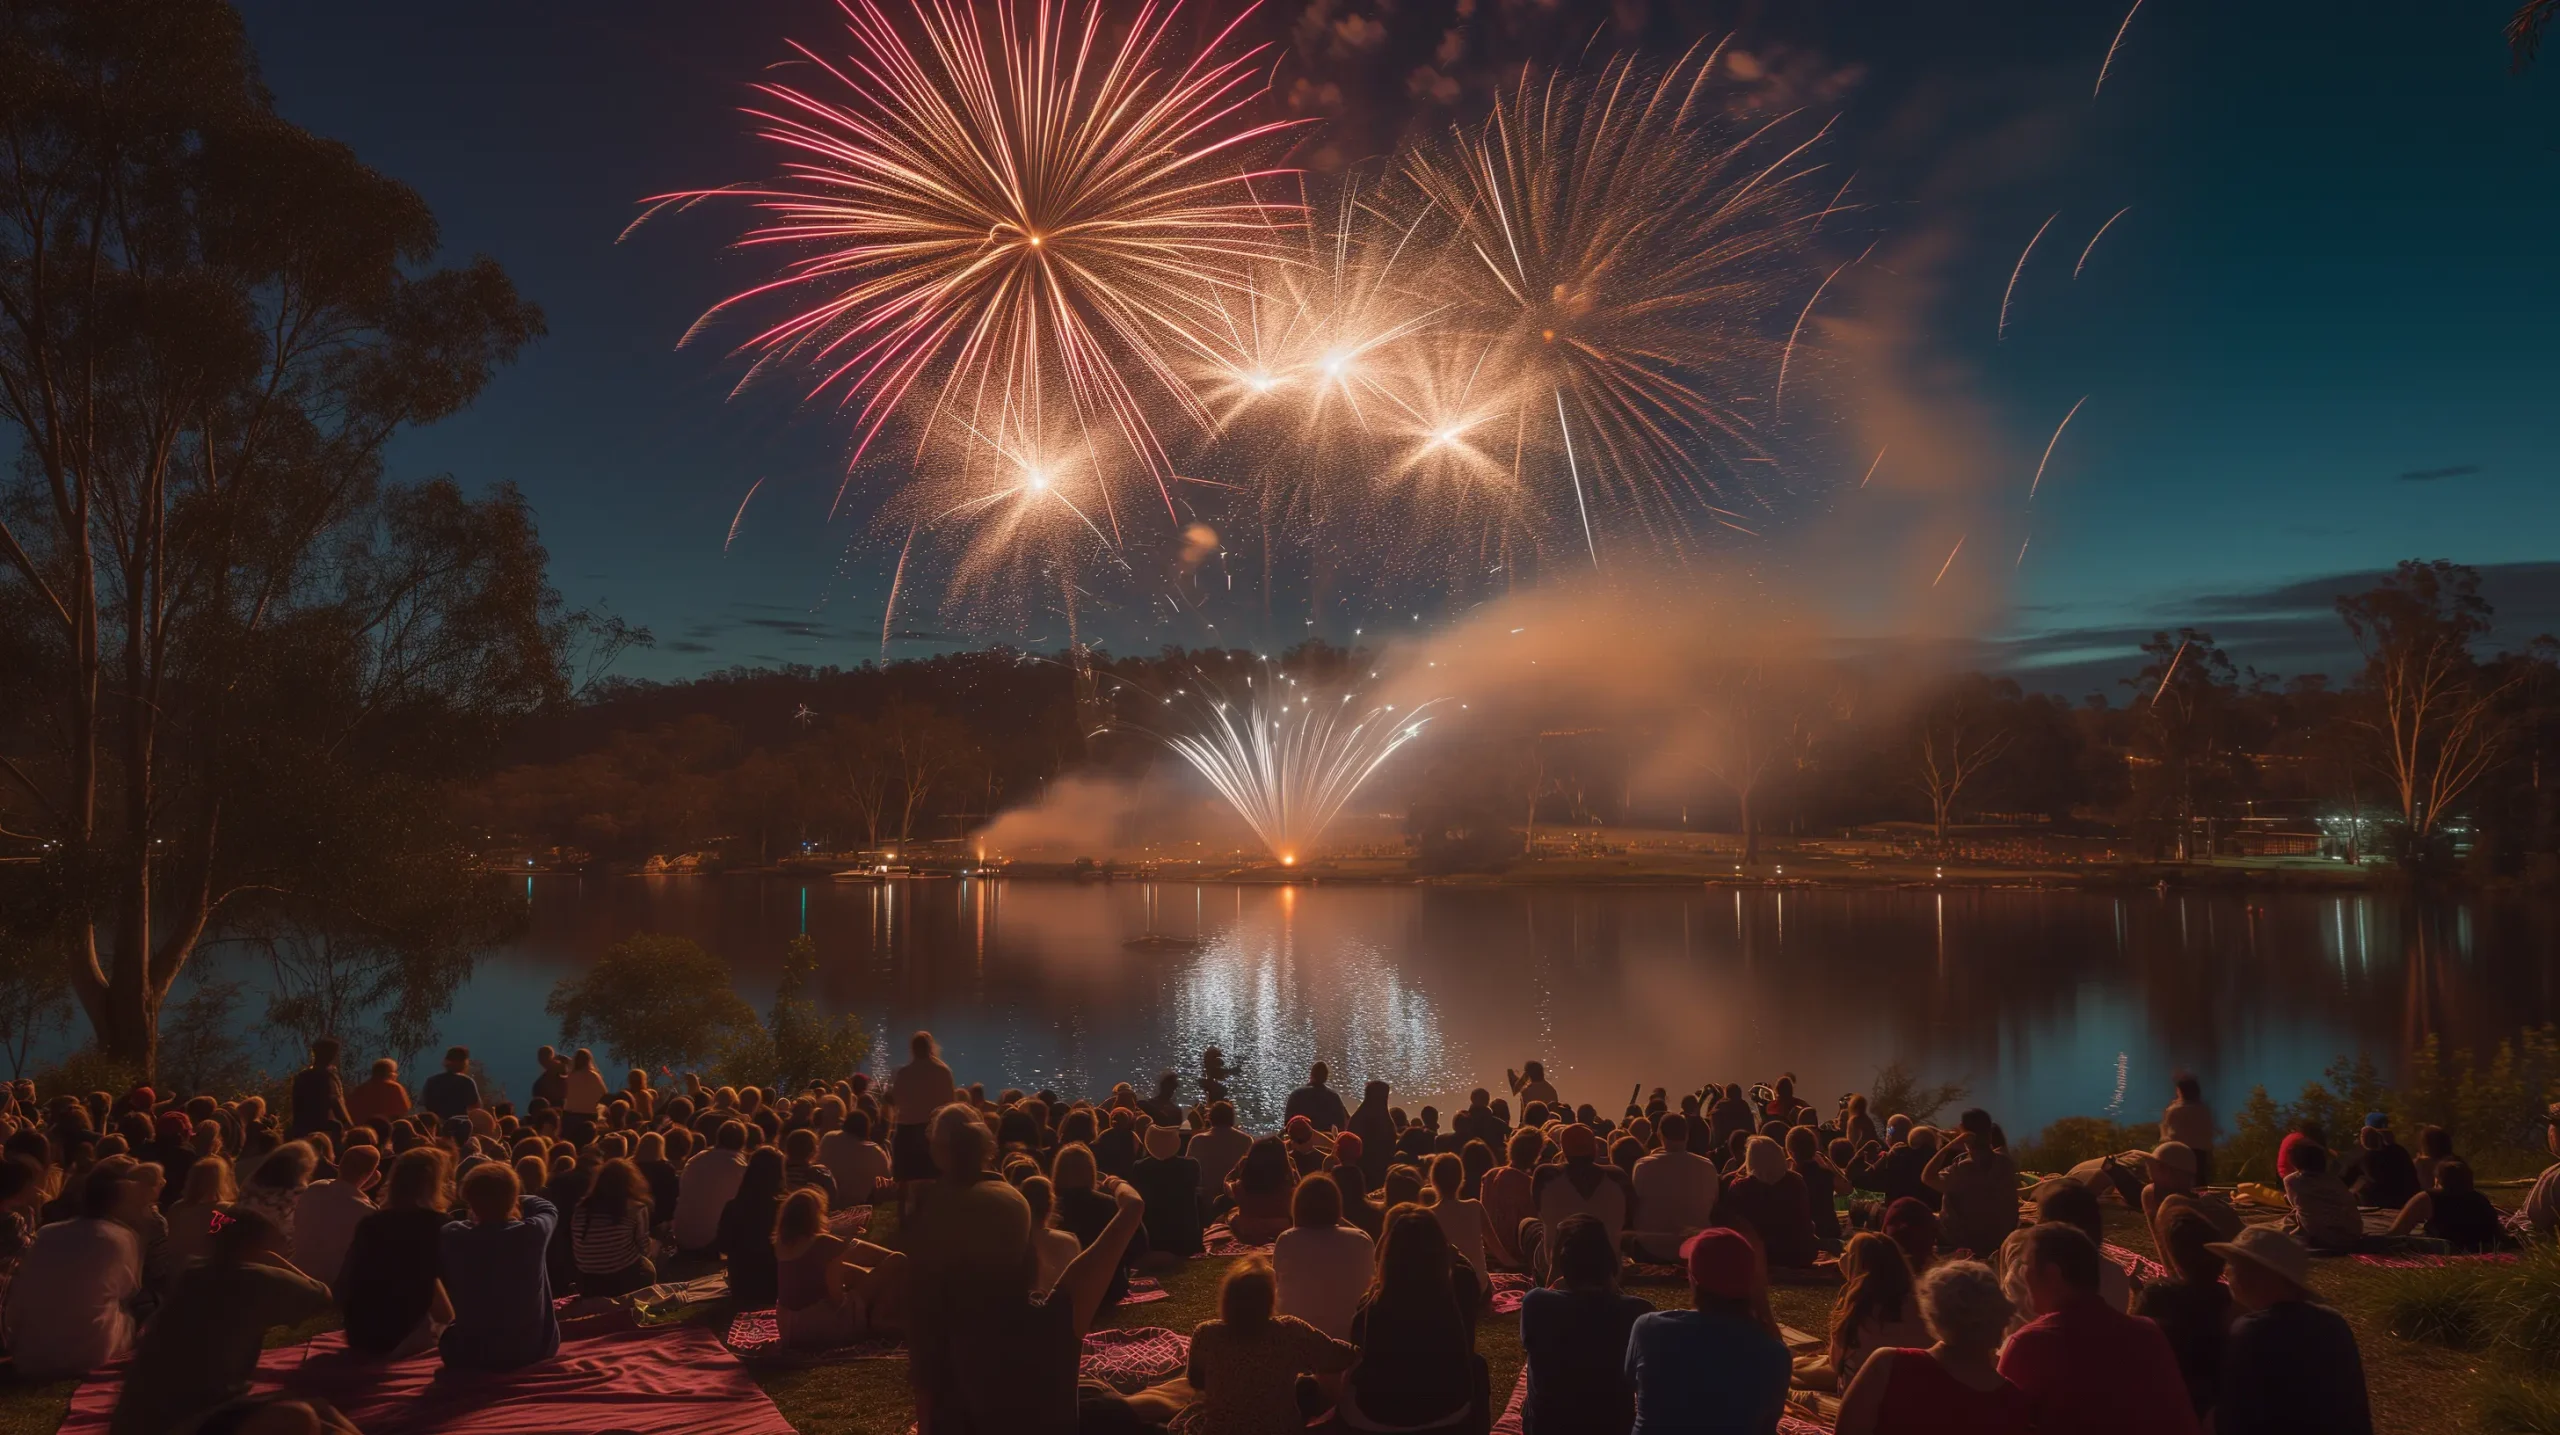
[548,933,758,1073]
[2364,1263,2501,1349]
[2477,1376,2560,1435]
[1869,1061,1966,1126]
[32,1047,145,1101]
[2015,1116,2156,1173]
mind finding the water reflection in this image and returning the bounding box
[389,879,2560,1132]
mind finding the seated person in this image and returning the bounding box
[772,1188,908,1348]
[1834,1259,2030,1435]
[2208,1226,2373,1435]
[2385,1159,2508,1252]
[2134,1209,2234,1423]
[1224,1136,1298,1246]
[2140,1142,2243,1241]
[5,1161,151,1379]
[1341,1208,1485,1434]
[438,1162,560,1371]
[1995,1223,2197,1435]
[1520,1215,1649,1434]
[2279,1144,2363,1252]
[109,1208,334,1435]
[1628,1113,1719,1261]
[339,1148,456,1359]
[2340,1115,2420,1211]
[1626,1229,1790,1433]
[2530,1102,2560,1241]
[1799,1233,1928,1392]
[1273,1174,1373,1341]
[1130,1123,1204,1258]
[1719,1136,1820,1271]
[1185,1257,1354,1435]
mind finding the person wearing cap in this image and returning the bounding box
[2337,1113,2420,1211]
[2525,1101,2560,1238]
[1625,1227,1790,1434]
[2210,1225,2372,1435]
[1996,1223,2199,1435]
[2142,1141,2243,1241]
[1130,1120,1203,1257]
[292,1141,380,1290]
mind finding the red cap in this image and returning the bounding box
[1682,1228,1760,1300]
[1332,1132,1363,1162]
[156,1112,191,1143]
[1287,1115,1314,1139]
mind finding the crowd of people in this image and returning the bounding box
[1,1028,2556,1435]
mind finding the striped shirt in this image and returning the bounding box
[571,1204,650,1273]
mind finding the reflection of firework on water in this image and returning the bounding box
[1123,668,1439,862]
[662,0,1302,526]
[1401,44,1831,563]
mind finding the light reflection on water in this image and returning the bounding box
[294,878,2559,1132]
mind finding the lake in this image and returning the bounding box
[389,877,2559,1135]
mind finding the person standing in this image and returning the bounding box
[345,1060,410,1129]
[288,1039,355,1142]
[1284,1062,1350,1131]
[2161,1075,2215,1187]
[1508,1061,1560,1110]
[419,1047,482,1126]
[889,1031,958,1200]
[2209,1227,2373,1435]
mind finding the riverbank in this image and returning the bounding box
[982,850,2391,891]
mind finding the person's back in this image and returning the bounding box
[2218,1297,2370,1435]
[670,1138,748,1252]
[439,1167,560,1372]
[1520,1284,1648,1435]
[1533,1159,1632,1252]
[1285,1065,1349,1131]
[1630,1122,1718,1259]
[890,1050,957,1124]
[5,1215,141,1378]
[420,1053,480,1122]
[819,1122,890,1204]
[1626,1304,1787,1433]
[2281,1163,2362,1251]
[2001,1295,2196,1433]
[1187,1118,1254,1197]
[1131,1132,1203,1257]
[292,1173,374,1289]
[1927,1124,2019,1258]
[1187,1259,1355,1435]
[341,1203,448,1355]
[109,1211,332,1435]
[1273,1219,1373,1340]
[2347,1133,2420,1210]
[346,1068,409,1127]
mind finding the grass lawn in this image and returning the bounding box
[0,1202,2512,1435]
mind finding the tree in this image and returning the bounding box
[0,1,559,1074]
[714,935,871,1092]
[2338,561,2517,851]
[2123,631,2250,860]
[547,933,757,1074]
[1697,664,1789,864]
[2514,0,2556,68]
[1911,677,2014,842]
[0,928,71,1081]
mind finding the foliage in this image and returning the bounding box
[0,0,568,1075]
[2363,1262,2502,1349]
[1868,1061,1967,1127]
[0,928,72,1082]
[2014,1117,2156,1173]
[547,934,757,1074]
[2477,1378,2560,1435]
[2339,561,2518,851]
[2397,1027,2560,1166]
[153,977,269,1100]
[714,936,872,1092]
[2226,1054,2387,1184]
[2370,1244,2560,1428]
[31,1048,146,1103]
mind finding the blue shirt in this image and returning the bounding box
[439,1194,559,1371]
[1624,1307,1790,1434]
[419,1070,481,1121]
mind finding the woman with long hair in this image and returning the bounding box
[717,1147,788,1307]
[571,1157,656,1297]
[339,1147,457,1358]
[150,1155,235,1286]
[1224,1135,1297,1246]
[1423,1154,1489,1304]
[772,1186,909,1348]
[1518,1213,1647,1435]
[1052,1141,1146,1308]
[1341,1205,1484,1433]
[1799,1233,1926,1392]
[1833,1260,2029,1435]
[1480,1127,1542,1271]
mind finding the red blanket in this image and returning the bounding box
[64,1327,794,1435]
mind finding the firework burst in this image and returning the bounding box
[1400,44,1831,565]
[663,0,1304,529]
[1122,666,1439,862]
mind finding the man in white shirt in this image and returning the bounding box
[1184,1102,1255,1204]
[1271,1175,1373,1340]
[671,1121,752,1254]
[292,1142,380,1289]
[4,1166,147,1380]
[819,1109,892,1206]
[1629,1112,1719,1260]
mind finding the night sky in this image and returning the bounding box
[234,0,2560,695]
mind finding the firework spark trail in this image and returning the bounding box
[1775,240,1875,425]
[2152,637,2190,705]
[1860,446,1888,489]
[1145,673,1441,860]
[2028,395,2091,500]
[880,523,917,663]
[724,477,765,552]
[665,0,1306,525]
[2095,0,2148,98]
[1556,390,1597,568]
[1999,212,2059,340]
[1933,533,1966,587]
[2016,532,2033,568]
[2075,207,2132,278]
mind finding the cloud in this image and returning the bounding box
[662,640,715,654]
[2396,464,2480,482]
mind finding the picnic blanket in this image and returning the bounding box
[1490,1271,1532,1314]
[2105,1242,2171,1285]
[2353,1250,2522,1270]
[1125,1274,1171,1304]
[721,1311,1191,1389]
[63,1327,793,1435]
[1198,1222,1274,1257]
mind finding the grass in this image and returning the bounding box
[0,1202,2528,1434]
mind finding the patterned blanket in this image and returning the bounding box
[1198,1221,1275,1257]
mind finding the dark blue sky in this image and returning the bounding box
[235,1,2560,693]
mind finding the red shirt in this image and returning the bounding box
[1870,1348,2032,1435]
[1998,1297,2201,1435]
